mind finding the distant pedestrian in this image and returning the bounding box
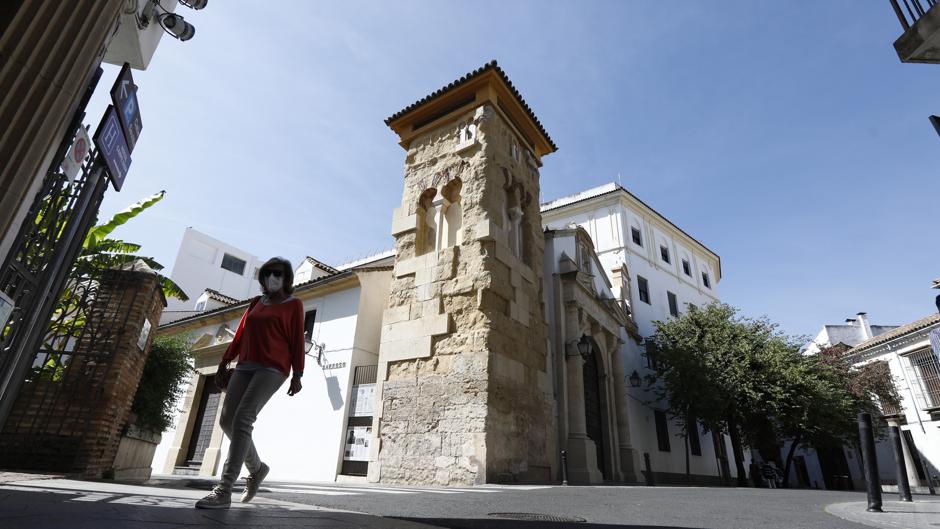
[195,257,305,509]
[760,462,782,489]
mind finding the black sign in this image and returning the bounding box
[110,62,143,153]
[93,105,132,191]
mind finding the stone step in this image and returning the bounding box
[172,465,201,476]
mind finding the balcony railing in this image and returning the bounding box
[891,0,938,30]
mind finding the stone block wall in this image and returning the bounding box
[373,104,555,485]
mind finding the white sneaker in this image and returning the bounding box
[241,462,270,503]
[195,485,231,509]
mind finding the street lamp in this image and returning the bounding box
[628,370,642,388]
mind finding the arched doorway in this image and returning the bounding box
[583,349,606,477]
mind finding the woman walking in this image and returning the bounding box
[195,257,305,509]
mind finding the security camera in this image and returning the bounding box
[179,0,207,9]
[159,13,195,41]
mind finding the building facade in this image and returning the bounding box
[152,257,393,481]
[540,183,738,485]
[153,62,733,487]
[162,228,265,314]
[845,311,940,493]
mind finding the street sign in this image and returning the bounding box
[60,126,91,185]
[110,62,143,152]
[93,105,132,191]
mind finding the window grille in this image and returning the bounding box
[908,348,940,409]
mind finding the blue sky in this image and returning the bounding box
[85,1,939,338]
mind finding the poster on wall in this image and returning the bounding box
[343,426,371,462]
[349,384,375,417]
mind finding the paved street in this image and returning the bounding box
[4,471,938,528]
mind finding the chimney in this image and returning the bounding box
[856,312,873,340]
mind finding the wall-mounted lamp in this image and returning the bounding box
[576,335,592,357]
[628,370,642,388]
[305,339,327,367]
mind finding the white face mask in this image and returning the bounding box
[264,275,284,294]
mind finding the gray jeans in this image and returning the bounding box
[218,368,286,491]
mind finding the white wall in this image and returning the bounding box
[153,282,369,482]
[164,228,263,312]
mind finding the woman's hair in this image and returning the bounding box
[258,256,295,295]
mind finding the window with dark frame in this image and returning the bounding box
[303,309,317,340]
[682,259,691,276]
[220,253,247,276]
[667,291,678,317]
[660,245,670,264]
[637,275,650,304]
[654,410,671,452]
[631,227,642,246]
[702,272,711,289]
[688,417,702,456]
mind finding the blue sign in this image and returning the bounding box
[93,105,132,191]
[110,63,143,152]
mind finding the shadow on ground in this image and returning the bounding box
[393,518,701,529]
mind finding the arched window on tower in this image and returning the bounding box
[416,188,438,256]
[441,178,463,248]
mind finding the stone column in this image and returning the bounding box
[610,336,639,482]
[564,340,602,484]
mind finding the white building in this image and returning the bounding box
[541,182,739,485]
[800,313,898,355]
[845,310,940,493]
[152,254,393,481]
[162,228,264,314]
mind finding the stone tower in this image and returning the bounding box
[369,61,558,485]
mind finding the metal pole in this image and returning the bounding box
[858,413,883,512]
[643,452,655,486]
[561,450,568,486]
[889,426,913,502]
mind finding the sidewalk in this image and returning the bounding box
[0,472,443,529]
[826,497,940,529]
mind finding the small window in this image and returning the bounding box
[660,245,670,264]
[304,309,317,340]
[221,253,246,275]
[702,272,711,289]
[688,417,702,456]
[655,410,671,452]
[637,275,650,305]
[667,291,678,317]
[631,227,642,247]
[682,259,691,276]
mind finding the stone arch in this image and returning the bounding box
[441,178,463,248]
[416,188,438,256]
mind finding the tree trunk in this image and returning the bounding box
[782,431,802,489]
[685,433,691,485]
[727,414,749,487]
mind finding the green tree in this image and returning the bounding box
[645,302,757,486]
[35,191,187,380]
[130,334,194,432]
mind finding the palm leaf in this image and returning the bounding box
[84,190,165,250]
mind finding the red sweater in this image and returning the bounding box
[222,296,305,377]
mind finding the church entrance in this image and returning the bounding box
[582,350,606,478]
